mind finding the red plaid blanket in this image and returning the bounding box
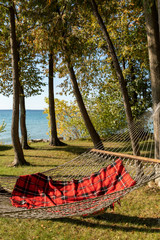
[10,159,136,209]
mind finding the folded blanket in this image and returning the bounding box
[10,159,136,209]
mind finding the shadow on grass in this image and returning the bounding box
[94,212,159,227]
[25,155,62,159]
[0,145,12,151]
[0,174,18,177]
[29,164,59,168]
[31,145,89,155]
[28,140,156,158]
[52,213,160,233]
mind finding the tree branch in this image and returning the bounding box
[0,3,9,9]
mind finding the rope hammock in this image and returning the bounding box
[0,110,160,219]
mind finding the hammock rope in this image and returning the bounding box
[0,110,160,219]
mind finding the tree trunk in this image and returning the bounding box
[129,63,138,109]
[143,0,160,185]
[48,53,66,146]
[158,0,160,37]
[19,85,31,149]
[90,0,140,155]
[144,0,160,158]
[66,57,103,148]
[9,6,29,166]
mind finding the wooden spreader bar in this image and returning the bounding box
[91,149,160,164]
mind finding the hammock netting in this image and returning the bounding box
[0,110,160,219]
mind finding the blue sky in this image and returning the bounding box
[0,77,73,110]
[0,89,49,110]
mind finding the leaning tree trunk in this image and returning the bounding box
[143,0,160,185]
[90,0,140,156]
[17,40,30,149]
[48,52,66,146]
[9,5,28,166]
[66,56,102,148]
[19,85,31,149]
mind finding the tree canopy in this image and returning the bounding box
[0,0,157,163]
[0,2,45,98]
[0,0,152,120]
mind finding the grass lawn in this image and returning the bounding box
[0,140,160,240]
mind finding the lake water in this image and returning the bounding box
[0,110,49,145]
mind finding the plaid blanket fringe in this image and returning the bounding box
[10,159,136,210]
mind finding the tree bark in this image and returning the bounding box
[158,0,160,38]
[17,39,31,150]
[130,63,138,107]
[143,0,160,158]
[90,0,140,155]
[143,0,160,185]
[19,85,31,149]
[9,5,29,166]
[66,56,103,148]
[48,53,66,146]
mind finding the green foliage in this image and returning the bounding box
[45,94,126,140]
[44,98,85,140]
[96,0,152,117]
[0,1,46,98]
[53,0,151,119]
[0,121,6,133]
[0,0,153,133]
[88,95,126,137]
